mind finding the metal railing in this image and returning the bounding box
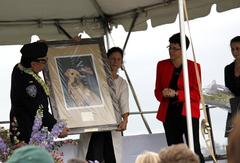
[0,105,228,161]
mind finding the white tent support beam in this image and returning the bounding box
[104,29,110,50]
[178,0,194,151]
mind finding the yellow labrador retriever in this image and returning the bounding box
[64,68,102,106]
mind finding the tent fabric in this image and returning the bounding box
[0,0,240,45]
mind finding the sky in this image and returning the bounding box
[1,4,240,154]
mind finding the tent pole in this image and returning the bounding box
[103,22,110,49]
[122,13,152,134]
[123,12,139,52]
[178,0,194,151]
[90,0,111,33]
[54,22,73,39]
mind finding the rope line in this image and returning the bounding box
[183,1,217,162]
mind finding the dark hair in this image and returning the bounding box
[20,42,48,68]
[107,47,123,58]
[169,33,190,49]
[230,36,240,44]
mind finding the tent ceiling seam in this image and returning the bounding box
[0,1,174,25]
[110,0,174,19]
[0,18,101,24]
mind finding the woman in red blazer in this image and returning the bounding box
[154,33,204,163]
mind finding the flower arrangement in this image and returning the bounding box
[28,107,67,163]
[0,107,77,163]
[0,127,10,161]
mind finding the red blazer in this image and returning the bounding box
[154,59,201,122]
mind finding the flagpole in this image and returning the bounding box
[178,0,194,151]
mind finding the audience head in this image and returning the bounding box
[228,114,240,163]
[158,144,199,163]
[169,33,190,49]
[135,151,160,163]
[6,145,54,163]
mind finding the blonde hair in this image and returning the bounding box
[135,151,160,163]
[159,144,199,163]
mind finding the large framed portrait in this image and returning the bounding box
[43,38,118,134]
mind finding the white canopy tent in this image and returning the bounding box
[1,0,240,161]
[0,0,240,45]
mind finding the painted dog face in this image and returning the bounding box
[64,68,80,81]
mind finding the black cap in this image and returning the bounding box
[20,42,48,68]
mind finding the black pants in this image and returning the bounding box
[163,116,205,163]
[86,131,116,163]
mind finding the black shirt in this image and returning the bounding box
[166,65,183,118]
[225,61,240,96]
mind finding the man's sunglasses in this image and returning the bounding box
[34,58,47,64]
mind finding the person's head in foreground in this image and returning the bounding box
[228,114,240,163]
[20,41,48,73]
[135,151,160,163]
[158,144,199,163]
[6,145,54,163]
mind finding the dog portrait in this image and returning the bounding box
[43,38,118,133]
[55,55,103,108]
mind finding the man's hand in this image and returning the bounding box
[58,127,70,138]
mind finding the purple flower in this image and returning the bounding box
[29,108,66,152]
[50,121,66,138]
[31,107,43,136]
[28,108,67,163]
[0,136,10,160]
